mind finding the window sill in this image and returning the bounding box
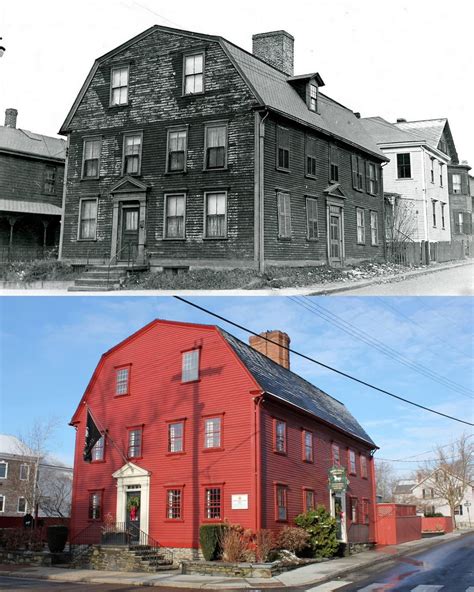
[303,459,314,464]
[306,238,319,242]
[166,452,186,457]
[164,170,187,176]
[273,450,287,456]
[305,174,317,180]
[181,379,201,385]
[181,92,205,98]
[77,238,98,242]
[275,519,288,524]
[127,456,143,461]
[163,237,187,241]
[203,236,228,241]
[80,177,100,181]
[202,518,224,523]
[91,460,106,464]
[164,518,184,523]
[276,167,291,174]
[277,237,292,242]
[203,167,228,172]
[356,242,366,246]
[109,103,129,109]
[202,447,225,453]
[114,393,131,398]
[396,177,413,181]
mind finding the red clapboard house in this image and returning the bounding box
[69,319,378,559]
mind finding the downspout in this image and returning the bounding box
[252,391,264,533]
[58,135,70,261]
[255,111,268,274]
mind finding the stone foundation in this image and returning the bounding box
[0,550,53,566]
[171,546,204,562]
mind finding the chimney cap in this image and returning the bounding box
[252,30,295,41]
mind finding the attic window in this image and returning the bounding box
[309,83,318,112]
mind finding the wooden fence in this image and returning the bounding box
[386,240,467,266]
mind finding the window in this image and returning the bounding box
[452,173,462,194]
[127,428,142,458]
[168,422,184,453]
[82,138,101,179]
[308,83,318,112]
[182,349,199,382]
[356,208,365,244]
[88,491,102,520]
[370,211,378,246]
[110,65,129,106]
[360,455,368,479]
[78,199,97,240]
[166,489,182,519]
[422,488,434,499]
[455,212,464,234]
[17,497,27,514]
[205,192,227,238]
[116,367,129,395]
[92,437,105,461]
[44,166,56,194]
[303,430,313,462]
[430,158,435,183]
[0,495,4,513]
[167,129,187,172]
[350,497,358,523]
[332,443,340,466]
[123,133,142,175]
[432,200,437,227]
[362,498,370,525]
[454,505,463,515]
[19,464,29,481]
[274,420,286,453]
[277,126,290,170]
[329,145,339,182]
[306,136,317,178]
[276,485,288,521]
[277,191,291,238]
[183,53,204,95]
[441,203,446,229]
[0,461,8,479]
[397,153,411,178]
[439,163,443,187]
[205,123,227,169]
[204,487,221,519]
[306,197,319,240]
[304,489,315,512]
[204,417,221,449]
[368,163,379,195]
[164,194,186,239]
[351,155,364,191]
[348,449,357,475]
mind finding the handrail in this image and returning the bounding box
[106,242,136,289]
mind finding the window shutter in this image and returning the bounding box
[461,173,469,195]
[448,172,453,194]
[463,212,472,234]
[365,161,370,191]
[360,159,365,192]
[374,165,379,194]
[351,154,357,189]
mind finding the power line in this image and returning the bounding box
[173,297,474,427]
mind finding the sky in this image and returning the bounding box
[0,295,472,480]
[0,0,473,165]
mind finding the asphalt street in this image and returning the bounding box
[0,576,134,590]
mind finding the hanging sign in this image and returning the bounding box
[328,466,349,492]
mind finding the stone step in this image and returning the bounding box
[67,285,117,292]
[74,278,122,286]
[83,271,125,279]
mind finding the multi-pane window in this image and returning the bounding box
[182,349,199,382]
[184,53,204,95]
[360,455,368,479]
[276,485,288,521]
[205,124,227,169]
[167,489,182,519]
[329,145,339,182]
[128,428,142,458]
[82,138,101,178]
[0,495,4,512]
[88,491,102,520]
[455,212,464,234]
[441,203,446,229]
[350,497,358,523]
[439,163,443,187]
[430,158,435,183]
[351,155,364,191]
[167,129,187,172]
[348,449,357,474]
[123,133,142,175]
[0,462,7,479]
[277,192,291,238]
[92,437,105,461]
[275,420,286,453]
[370,211,378,246]
[168,422,184,453]
[452,173,461,193]
[277,126,290,170]
[204,487,221,519]
[356,208,365,244]
[306,136,317,177]
[362,498,370,524]
[204,417,221,449]
[78,199,97,240]
[116,367,129,395]
[19,464,29,481]
[332,443,340,466]
[205,192,227,238]
[303,430,313,462]
[306,197,319,240]
[454,505,463,515]
[304,489,315,512]
[17,497,27,513]
[44,166,56,194]
[110,66,129,106]
[397,153,411,178]
[368,163,379,194]
[164,194,186,239]
[309,84,318,111]
[432,200,437,227]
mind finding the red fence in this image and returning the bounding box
[0,516,69,541]
[376,504,421,545]
[421,517,453,533]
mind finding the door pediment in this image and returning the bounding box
[324,183,346,199]
[112,462,150,479]
[110,176,148,194]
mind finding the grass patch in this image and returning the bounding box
[0,260,79,282]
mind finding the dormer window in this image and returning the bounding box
[309,83,318,112]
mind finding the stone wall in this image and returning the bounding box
[181,560,282,578]
[0,550,52,566]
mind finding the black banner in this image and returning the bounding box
[83,409,102,462]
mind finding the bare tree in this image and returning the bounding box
[385,194,418,264]
[375,460,397,502]
[38,462,72,518]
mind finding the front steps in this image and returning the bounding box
[72,544,175,573]
[68,265,147,292]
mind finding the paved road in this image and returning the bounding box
[0,576,134,591]
[338,263,474,295]
[304,532,474,591]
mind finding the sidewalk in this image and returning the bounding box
[0,530,471,589]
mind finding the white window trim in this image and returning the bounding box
[110,64,130,107]
[203,121,228,171]
[163,193,187,240]
[370,210,379,246]
[81,136,102,180]
[0,494,5,512]
[356,207,366,245]
[17,496,27,514]
[182,349,200,383]
[0,460,9,479]
[203,191,228,239]
[122,131,143,176]
[77,197,98,241]
[182,51,205,96]
[165,126,188,173]
[19,464,29,481]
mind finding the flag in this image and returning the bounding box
[83,409,102,463]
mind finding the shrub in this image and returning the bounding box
[219,523,253,562]
[277,526,310,554]
[199,524,226,561]
[255,529,276,562]
[294,506,339,558]
[424,511,444,517]
[47,525,68,553]
[3,529,29,551]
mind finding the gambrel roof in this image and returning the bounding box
[60,25,386,162]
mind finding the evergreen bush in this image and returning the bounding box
[199,524,226,561]
[294,506,339,558]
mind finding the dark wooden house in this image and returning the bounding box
[59,26,387,271]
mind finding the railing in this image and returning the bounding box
[106,242,137,289]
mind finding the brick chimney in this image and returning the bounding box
[396,118,407,123]
[252,31,294,76]
[249,330,291,369]
[4,108,18,129]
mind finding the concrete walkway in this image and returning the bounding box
[0,531,471,589]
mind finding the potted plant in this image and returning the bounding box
[47,525,69,553]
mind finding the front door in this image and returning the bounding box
[331,492,347,542]
[126,490,141,542]
[329,207,343,265]
[119,205,139,262]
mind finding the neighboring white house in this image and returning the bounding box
[361,116,451,244]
